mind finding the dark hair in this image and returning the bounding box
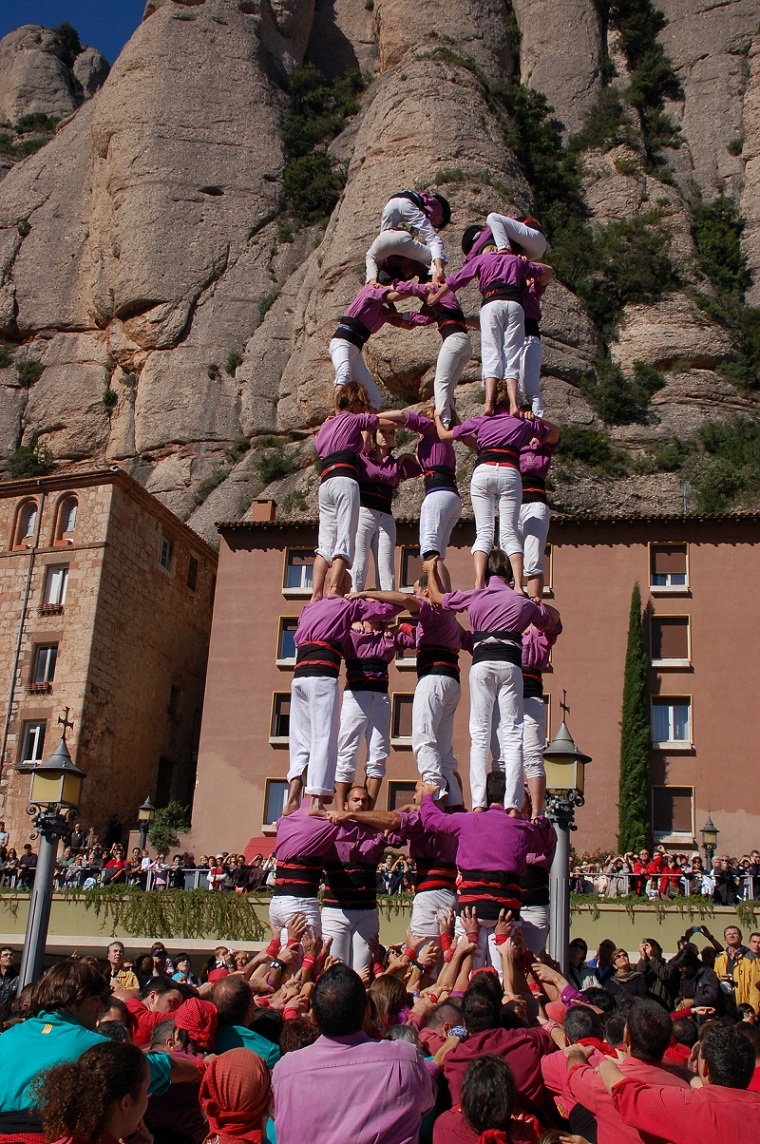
[211,976,252,1026]
[642,938,663,959]
[736,1021,760,1059]
[279,1017,319,1055]
[701,1024,755,1089]
[31,960,109,1016]
[462,988,501,1035]
[96,1020,129,1044]
[563,1007,602,1043]
[604,1014,627,1049]
[671,1016,699,1048]
[737,1004,757,1022]
[432,194,451,229]
[485,549,512,584]
[312,965,366,1036]
[36,1042,148,1142]
[626,998,671,1063]
[424,1000,462,1031]
[580,987,616,1014]
[486,771,506,807]
[139,976,180,1002]
[336,381,370,411]
[149,1018,176,1050]
[460,1055,515,1135]
[461,224,484,255]
[248,1007,283,1046]
[671,948,700,975]
[100,997,129,1023]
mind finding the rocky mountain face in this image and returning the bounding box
[0,0,758,541]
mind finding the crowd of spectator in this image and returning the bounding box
[570,845,760,903]
[0,912,759,1143]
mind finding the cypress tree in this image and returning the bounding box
[617,581,651,851]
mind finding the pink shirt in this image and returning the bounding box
[446,251,545,296]
[357,451,421,485]
[316,411,379,459]
[405,411,457,470]
[609,1073,760,1144]
[442,576,551,634]
[454,411,548,452]
[568,1059,689,1144]
[294,597,396,649]
[419,795,553,874]
[342,284,401,333]
[522,623,561,672]
[520,436,558,481]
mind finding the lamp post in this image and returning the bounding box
[17,709,85,989]
[700,814,719,869]
[137,796,156,852]
[544,692,592,975]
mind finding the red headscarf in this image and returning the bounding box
[199,1048,271,1144]
[173,997,218,1051]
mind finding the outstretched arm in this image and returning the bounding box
[422,557,446,605]
[350,588,422,613]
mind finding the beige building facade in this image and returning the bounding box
[0,469,217,848]
[191,507,760,859]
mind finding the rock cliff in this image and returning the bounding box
[0,0,758,539]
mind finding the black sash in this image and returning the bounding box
[472,629,522,667]
[474,445,519,469]
[319,450,359,484]
[333,314,371,349]
[481,284,523,305]
[294,641,342,679]
[423,466,458,494]
[345,656,390,693]
[359,481,393,513]
[525,318,541,338]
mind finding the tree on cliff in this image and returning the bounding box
[617,582,651,852]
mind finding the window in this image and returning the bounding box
[283,550,314,595]
[159,537,173,569]
[399,547,423,592]
[187,558,198,591]
[651,616,690,665]
[264,779,288,825]
[387,781,417,811]
[652,697,692,747]
[14,500,38,547]
[168,686,182,722]
[276,619,298,665]
[650,544,688,590]
[270,693,291,742]
[652,786,694,838]
[30,645,57,689]
[20,721,46,763]
[41,565,68,612]
[54,497,78,544]
[394,617,417,669]
[391,693,414,744]
[543,544,553,594]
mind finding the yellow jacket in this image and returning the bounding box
[714,949,760,1008]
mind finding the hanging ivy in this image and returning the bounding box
[73,887,267,941]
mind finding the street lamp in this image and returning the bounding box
[17,709,85,988]
[700,814,719,868]
[544,692,592,975]
[137,796,156,852]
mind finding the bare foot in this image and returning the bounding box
[308,795,334,816]
[483,403,495,417]
[282,795,300,817]
[509,405,520,417]
[473,806,486,813]
[506,807,521,818]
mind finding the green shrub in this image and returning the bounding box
[283,153,346,224]
[557,425,629,475]
[225,351,243,376]
[256,446,299,486]
[102,389,118,410]
[568,87,631,153]
[14,113,59,134]
[17,360,44,387]
[225,436,251,465]
[434,169,466,184]
[582,357,665,424]
[282,64,364,159]
[649,437,689,471]
[17,221,31,237]
[281,490,308,513]
[258,291,279,324]
[617,582,651,852]
[728,137,744,156]
[207,363,220,380]
[0,346,12,368]
[277,221,294,244]
[193,466,229,505]
[148,801,190,854]
[6,442,54,478]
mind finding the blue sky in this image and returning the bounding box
[1,2,145,66]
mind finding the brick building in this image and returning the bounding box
[0,469,217,847]
[191,506,760,857]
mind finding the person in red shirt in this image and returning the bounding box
[433,1055,539,1143]
[116,977,184,1048]
[571,1023,760,1143]
[736,1021,760,1092]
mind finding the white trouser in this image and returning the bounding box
[519,500,550,578]
[520,904,550,956]
[492,694,546,782]
[412,673,460,799]
[469,660,524,810]
[269,895,322,942]
[454,913,503,977]
[411,887,457,938]
[288,675,340,796]
[434,331,471,423]
[328,337,380,409]
[351,506,396,590]
[470,464,522,558]
[317,476,359,567]
[419,489,461,558]
[365,229,432,282]
[486,213,547,260]
[519,335,544,416]
[380,198,443,261]
[321,906,379,973]
[335,690,390,783]
[479,300,524,379]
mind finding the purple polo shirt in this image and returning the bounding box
[315,411,379,459]
[522,278,545,322]
[294,597,396,648]
[453,411,547,452]
[520,436,557,481]
[405,411,456,470]
[419,795,552,875]
[271,1032,436,1144]
[357,451,421,485]
[416,598,469,651]
[399,809,458,864]
[442,576,550,634]
[445,251,545,296]
[344,626,397,663]
[343,284,400,333]
[274,804,340,862]
[522,623,561,672]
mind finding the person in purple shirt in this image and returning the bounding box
[272,963,436,1144]
[328,283,416,411]
[520,276,547,417]
[405,407,461,593]
[334,616,403,809]
[519,430,560,598]
[437,229,552,415]
[366,189,451,284]
[270,803,345,939]
[461,213,547,264]
[314,382,407,600]
[418,771,555,972]
[351,573,470,806]
[284,583,397,815]
[436,389,559,590]
[352,425,421,592]
[424,550,561,812]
